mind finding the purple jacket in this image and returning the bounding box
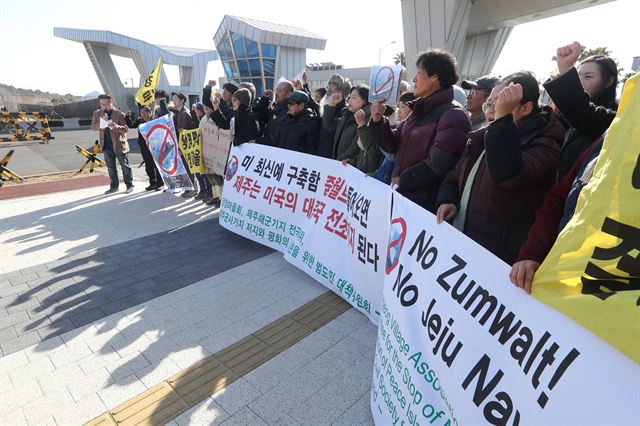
[369,87,470,211]
[437,108,564,264]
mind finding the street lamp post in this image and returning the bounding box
[378,41,397,64]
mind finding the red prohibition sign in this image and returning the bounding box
[147,124,179,175]
[386,217,407,275]
[374,66,396,103]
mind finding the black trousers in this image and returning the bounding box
[138,139,163,186]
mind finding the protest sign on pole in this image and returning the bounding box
[139,114,193,192]
[179,128,204,174]
[219,143,391,323]
[368,65,404,104]
[371,192,640,426]
[135,58,163,106]
[201,121,232,176]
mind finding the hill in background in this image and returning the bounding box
[0,83,97,110]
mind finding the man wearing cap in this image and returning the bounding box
[172,92,199,197]
[461,75,499,131]
[272,90,320,154]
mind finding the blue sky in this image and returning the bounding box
[1,0,636,96]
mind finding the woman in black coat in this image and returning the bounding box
[553,54,618,180]
[211,88,260,146]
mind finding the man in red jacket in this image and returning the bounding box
[368,49,471,213]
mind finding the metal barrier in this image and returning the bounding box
[75,141,105,174]
[0,111,54,142]
[0,149,26,186]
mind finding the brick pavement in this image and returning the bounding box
[0,219,272,356]
[0,253,376,425]
[0,179,376,425]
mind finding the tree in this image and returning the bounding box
[621,71,637,85]
[393,52,406,67]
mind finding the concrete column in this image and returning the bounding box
[86,43,127,109]
[400,0,510,81]
[457,26,513,80]
[401,0,472,78]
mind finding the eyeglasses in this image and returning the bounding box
[482,101,495,113]
[468,89,489,97]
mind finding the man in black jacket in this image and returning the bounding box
[272,90,320,154]
[254,80,294,146]
[125,106,163,191]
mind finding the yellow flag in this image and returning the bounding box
[135,58,163,106]
[532,74,640,364]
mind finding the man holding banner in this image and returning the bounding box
[125,106,164,191]
[172,92,199,198]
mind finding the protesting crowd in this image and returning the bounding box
[92,40,629,295]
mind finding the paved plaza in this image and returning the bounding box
[0,181,376,425]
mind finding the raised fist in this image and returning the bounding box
[329,92,343,107]
[494,83,523,119]
[556,41,581,76]
[370,101,386,123]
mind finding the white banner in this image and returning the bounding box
[201,121,232,176]
[219,143,391,323]
[139,114,193,191]
[372,193,640,426]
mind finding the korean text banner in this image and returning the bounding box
[179,128,205,174]
[139,114,193,191]
[372,192,640,426]
[201,121,232,176]
[532,73,640,364]
[219,143,391,323]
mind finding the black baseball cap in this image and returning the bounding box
[460,75,500,93]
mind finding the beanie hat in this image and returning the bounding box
[232,88,251,107]
[328,74,344,88]
[399,91,416,104]
[288,90,309,104]
[341,78,353,98]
